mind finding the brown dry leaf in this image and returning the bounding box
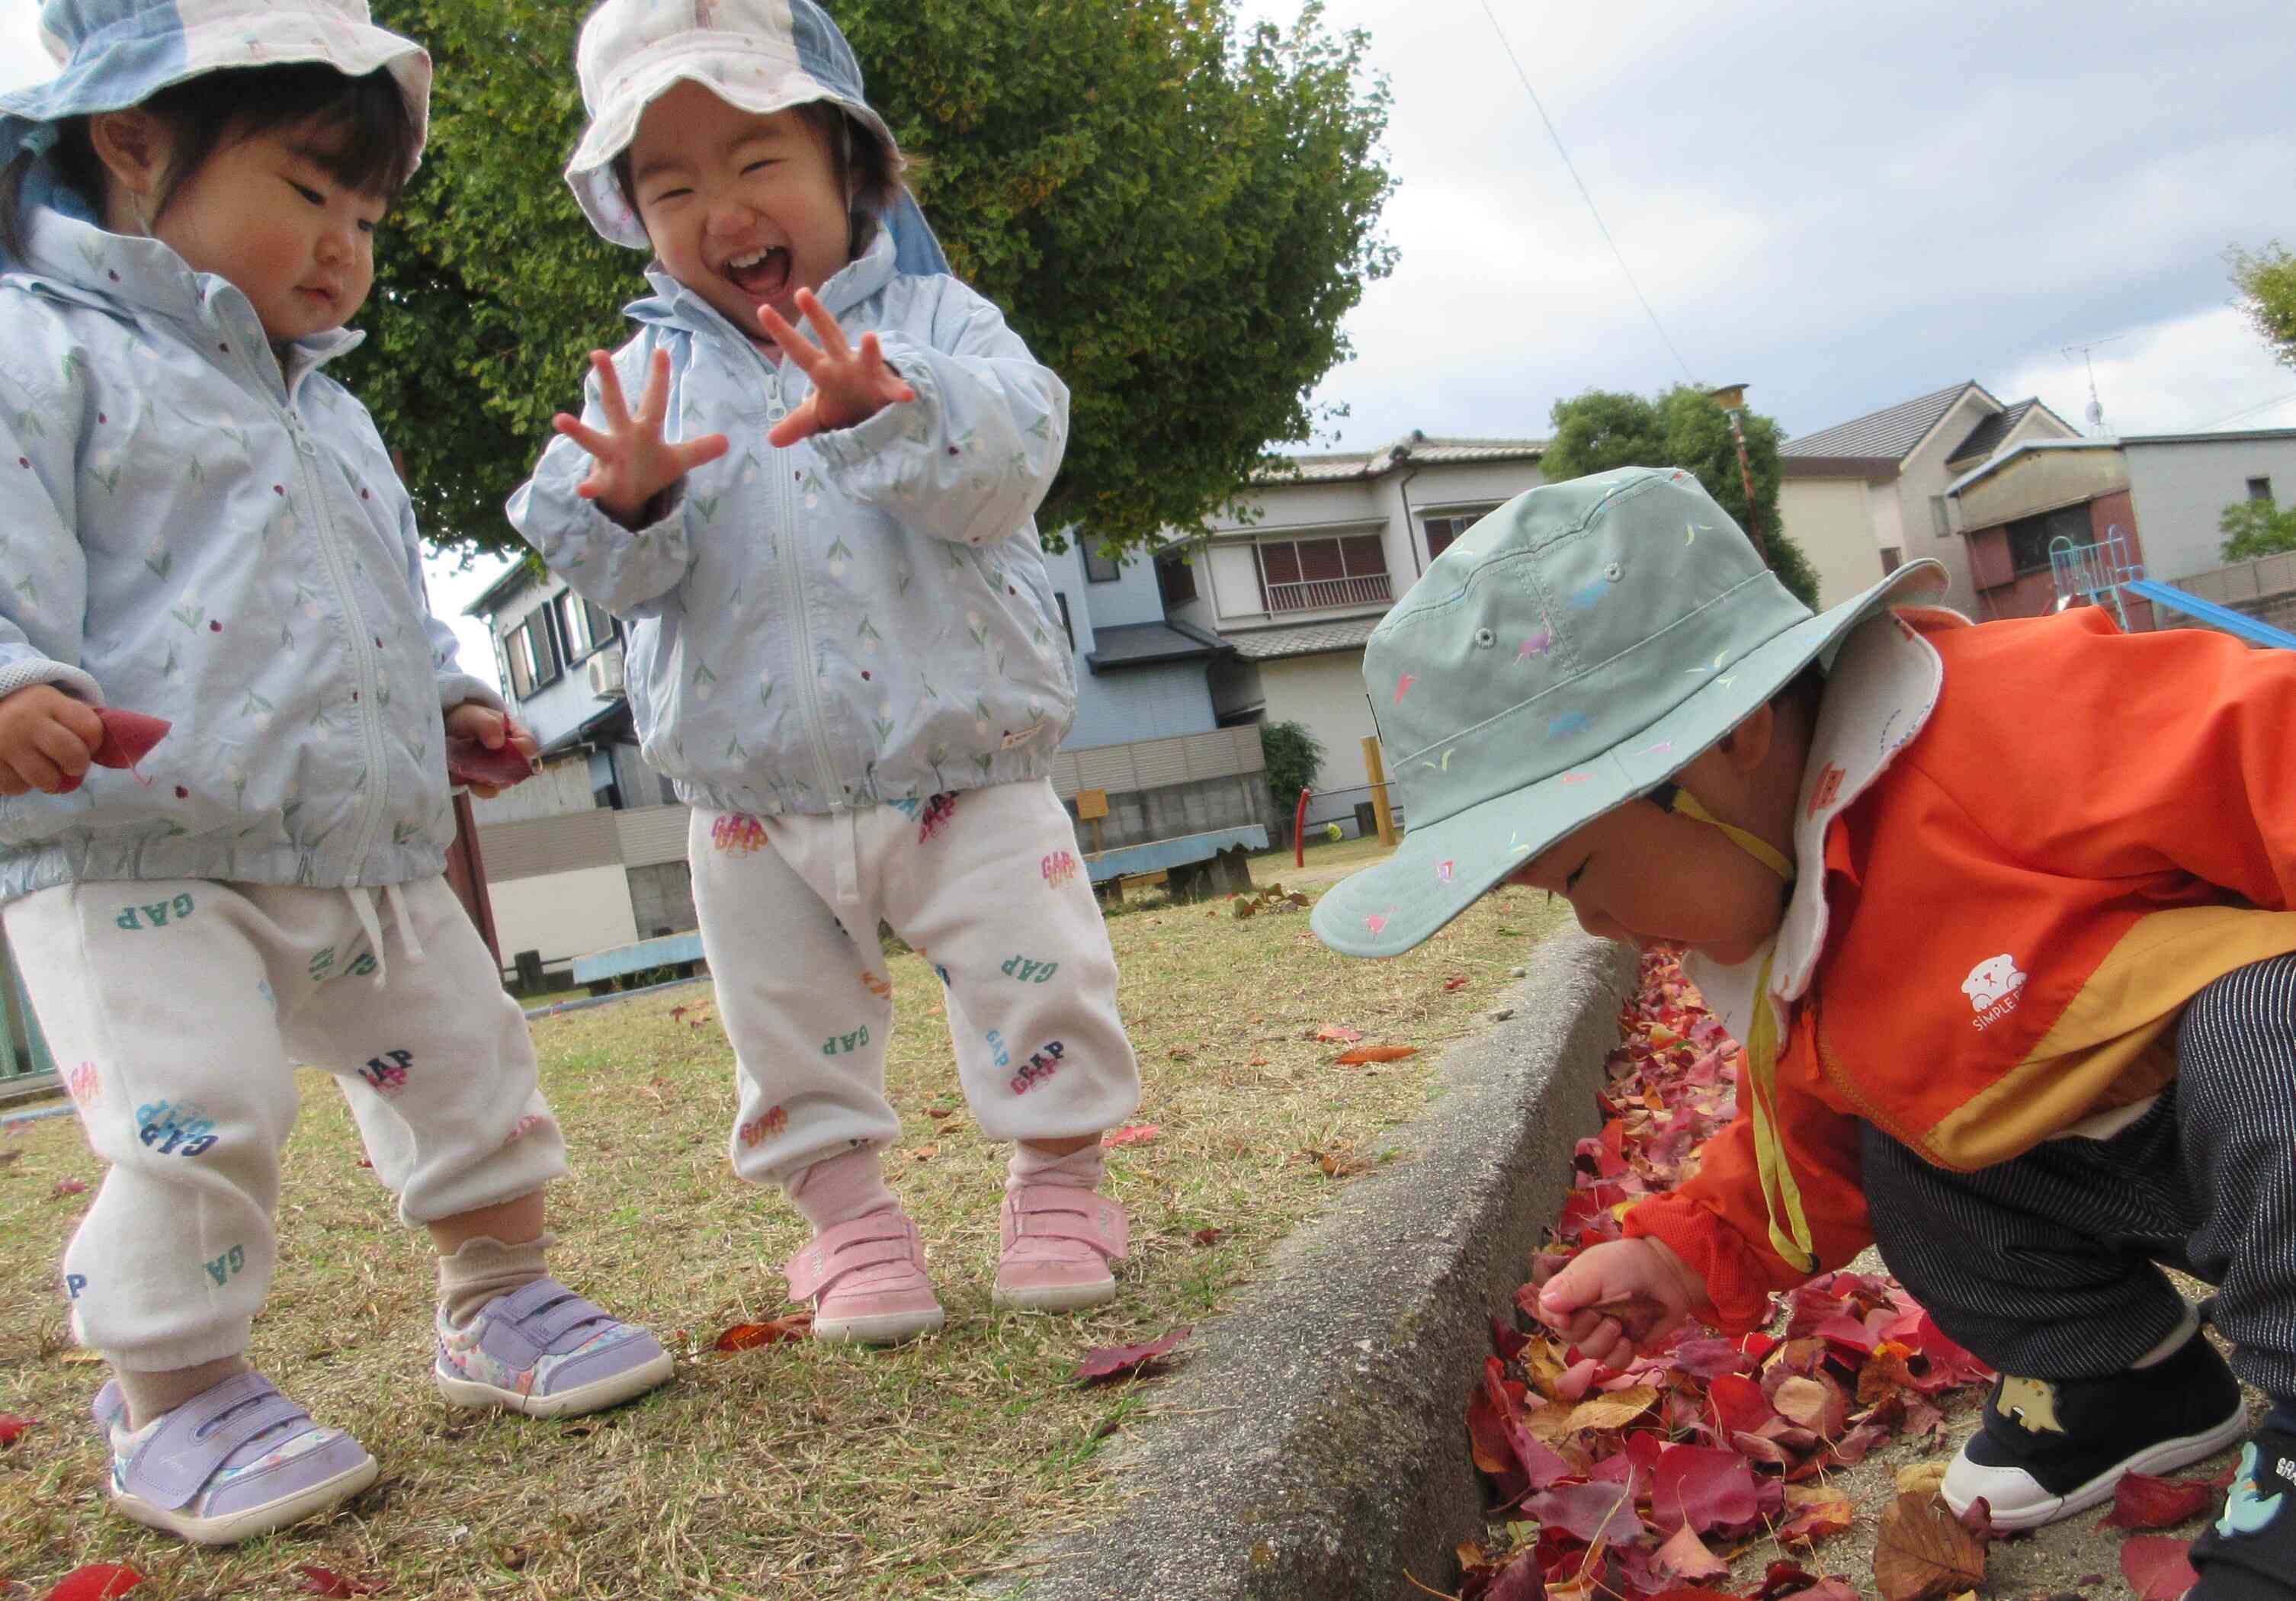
[1562,1383,1660,1434]
[1772,1375,1833,1433]
[910,1145,938,1163]
[1586,1291,1670,1343]
[1334,1044,1419,1065]
[925,1106,957,1120]
[1873,1491,1985,1601]
[1313,1024,1364,1043]
[1299,1146,1373,1179]
[1895,1461,1950,1498]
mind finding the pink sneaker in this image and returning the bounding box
[784,1209,944,1344]
[996,1185,1128,1312]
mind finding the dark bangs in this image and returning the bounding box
[144,61,422,213]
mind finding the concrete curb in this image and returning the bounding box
[989,929,1637,1601]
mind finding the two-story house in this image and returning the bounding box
[1158,433,1547,834]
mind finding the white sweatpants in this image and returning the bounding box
[690,778,1140,1188]
[7,876,566,1372]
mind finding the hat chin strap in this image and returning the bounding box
[1667,788,1796,884]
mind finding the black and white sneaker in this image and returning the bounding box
[1941,1328,2247,1531]
[2189,1422,2296,1600]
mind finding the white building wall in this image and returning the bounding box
[1778,477,1886,609]
[2123,435,2296,582]
[468,756,597,825]
[489,865,640,968]
[1258,654,1384,829]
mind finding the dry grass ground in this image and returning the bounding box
[1,842,1565,1599]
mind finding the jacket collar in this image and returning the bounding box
[627,227,899,345]
[11,204,364,390]
[1684,605,1967,1041]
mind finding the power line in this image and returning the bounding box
[1476,0,1700,388]
[2196,390,2296,432]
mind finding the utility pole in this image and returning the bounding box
[1707,384,1771,563]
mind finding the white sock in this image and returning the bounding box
[1006,1141,1106,1195]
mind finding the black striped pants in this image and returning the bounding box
[1861,953,2296,1406]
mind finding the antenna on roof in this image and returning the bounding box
[2061,336,2125,441]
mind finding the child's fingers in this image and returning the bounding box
[637,348,674,431]
[34,719,94,784]
[53,696,105,752]
[758,306,826,373]
[591,351,633,432]
[6,743,64,794]
[799,290,852,362]
[675,432,733,473]
[767,400,820,450]
[552,414,615,459]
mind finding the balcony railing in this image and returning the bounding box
[1266,573,1392,614]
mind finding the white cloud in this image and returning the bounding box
[0,8,50,93]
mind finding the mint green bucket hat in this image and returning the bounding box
[1310,466,1947,958]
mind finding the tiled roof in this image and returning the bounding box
[1254,432,1544,485]
[1225,615,1383,661]
[1780,382,1977,464]
[1945,399,2039,465]
[1084,620,1230,671]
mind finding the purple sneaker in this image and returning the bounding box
[434,1277,672,1419]
[93,1372,378,1546]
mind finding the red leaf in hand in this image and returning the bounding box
[1102,1125,1160,1147]
[1076,1326,1190,1384]
[445,733,536,790]
[1333,1043,1419,1064]
[714,1314,812,1352]
[91,709,170,772]
[2120,1535,2199,1601]
[45,1567,146,1601]
[2102,1471,2220,1530]
[293,1566,380,1596]
[1652,1442,1760,1535]
[1585,1291,1669,1344]
[0,1413,35,1446]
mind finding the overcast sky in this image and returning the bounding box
[8,1,2294,686]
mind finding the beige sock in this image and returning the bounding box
[115,1354,251,1432]
[437,1232,556,1330]
[1006,1141,1106,1195]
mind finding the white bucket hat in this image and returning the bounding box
[565,0,946,274]
[0,0,431,176]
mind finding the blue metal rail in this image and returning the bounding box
[2125,579,2296,651]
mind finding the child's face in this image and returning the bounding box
[1509,790,1791,967]
[627,82,852,340]
[149,123,383,344]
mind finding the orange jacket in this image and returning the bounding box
[1626,607,2296,1333]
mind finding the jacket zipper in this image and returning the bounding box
[282,387,390,878]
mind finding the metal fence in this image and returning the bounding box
[0,926,58,1102]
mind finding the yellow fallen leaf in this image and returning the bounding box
[1562,1383,1660,1434]
[1896,1461,1950,1497]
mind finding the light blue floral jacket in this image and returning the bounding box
[0,204,500,904]
[507,229,1076,817]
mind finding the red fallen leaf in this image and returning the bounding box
[1524,1480,1643,1546]
[1467,1547,1548,1601]
[1872,1491,1985,1601]
[444,733,537,789]
[1652,1442,1760,1535]
[1642,1593,1745,1601]
[1076,1326,1190,1384]
[925,1106,957,1119]
[1956,1495,1994,1539]
[53,1177,88,1197]
[1490,1314,1530,1362]
[0,1413,35,1445]
[1103,1125,1160,1147]
[1191,1227,1224,1247]
[293,1566,380,1596]
[1313,1023,1364,1043]
[2102,1471,2219,1530]
[1752,1561,1820,1601]
[2121,1535,2199,1601]
[1777,1484,1856,1545]
[59,709,172,793]
[713,1314,812,1352]
[1445,975,1470,991]
[1334,1043,1419,1064]
[1709,1371,1779,1436]
[45,1567,145,1601]
[1651,1521,1731,1583]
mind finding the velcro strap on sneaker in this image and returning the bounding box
[1006,1186,1129,1260]
[518,1291,614,1354]
[784,1214,924,1303]
[129,1372,310,1510]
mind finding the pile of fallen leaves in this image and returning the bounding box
[1230,883,1311,919]
[1459,946,2006,1601]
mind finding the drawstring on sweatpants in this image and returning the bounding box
[345,883,426,987]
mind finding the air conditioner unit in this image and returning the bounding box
[587,645,627,698]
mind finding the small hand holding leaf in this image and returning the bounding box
[444,703,540,799]
[759,287,917,448]
[552,348,730,525]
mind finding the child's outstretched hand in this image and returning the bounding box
[1531,1236,1705,1365]
[759,287,918,448]
[0,684,104,797]
[552,348,730,527]
[444,703,540,800]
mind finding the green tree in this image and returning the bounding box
[2220,496,2296,562]
[2230,241,2296,371]
[1259,720,1325,840]
[1540,386,1822,610]
[348,0,1395,562]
